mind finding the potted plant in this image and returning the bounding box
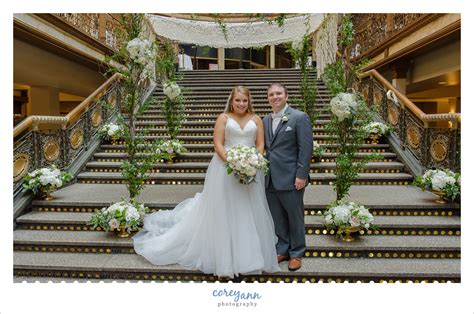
[88,199,149,237]
[324,199,377,241]
[363,121,391,144]
[98,122,124,144]
[413,169,460,203]
[22,165,72,200]
[156,139,187,163]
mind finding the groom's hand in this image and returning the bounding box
[294,177,306,190]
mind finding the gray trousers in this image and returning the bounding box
[266,179,306,258]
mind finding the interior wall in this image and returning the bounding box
[408,40,460,84]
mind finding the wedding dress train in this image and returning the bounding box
[133,117,280,278]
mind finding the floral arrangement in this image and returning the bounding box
[88,200,149,233]
[126,37,155,67]
[225,145,269,184]
[324,199,377,237]
[413,169,460,202]
[163,80,182,100]
[22,165,72,195]
[363,122,391,136]
[313,141,325,158]
[329,92,359,122]
[98,123,124,140]
[156,139,187,161]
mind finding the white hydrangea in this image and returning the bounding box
[364,122,390,135]
[163,81,181,100]
[330,92,359,121]
[431,171,456,191]
[126,38,154,66]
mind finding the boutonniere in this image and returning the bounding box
[281,113,290,123]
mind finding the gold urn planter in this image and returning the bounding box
[340,226,360,242]
[432,190,447,204]
[369,133,381,144]
[40,187,55,201]
[116,227,131,238]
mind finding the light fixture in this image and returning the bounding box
[438,81,447,85]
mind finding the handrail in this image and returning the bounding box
[13,73,122,138]
[358,69,461,126]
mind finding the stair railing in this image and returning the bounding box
[355,69,460,172]
[13,73,123,195]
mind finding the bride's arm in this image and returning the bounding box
[253,115,265,155]
[213,113,228,161]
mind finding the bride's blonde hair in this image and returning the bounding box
[224,86,254,114]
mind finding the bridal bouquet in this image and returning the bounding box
[413,169,460,201]
[324,199,377,237]
[88,200,149,234]
[225,145,269,184]
[23,165,72,196]
[98,122,124,140]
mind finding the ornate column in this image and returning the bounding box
[391,59,410,94]
[218,47,225,70]
[270,45,275,69]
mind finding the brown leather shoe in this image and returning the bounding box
[288,257,302,271]
[277,254,289,263]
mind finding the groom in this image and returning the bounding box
[263,83,313,271]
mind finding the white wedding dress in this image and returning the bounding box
[133,117,280,278]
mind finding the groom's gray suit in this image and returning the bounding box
[263,105,313,259]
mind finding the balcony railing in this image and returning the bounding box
[54,13,122,50]
[350,14,433,59]
[355,70,460,173]
[13,74,123,194]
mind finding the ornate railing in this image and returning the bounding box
[13,73,123,194]
[351,14,432,59]
[355,70,460,172]
[54,13,122,50]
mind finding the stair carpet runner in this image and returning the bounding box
[13,69,460,283]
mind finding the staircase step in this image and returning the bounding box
[76,171,412,185]
[16,211,460,236]
[13,230,460,258]
[13,252,460,282]
[85,161,404,174]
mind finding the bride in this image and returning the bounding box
[133,85,280,278]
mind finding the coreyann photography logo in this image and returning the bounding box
[212,288,262,308]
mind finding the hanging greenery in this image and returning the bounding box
[104,13,161,200]
[323,14,381,200]
[155,40,187,159]
[287,33,319,124]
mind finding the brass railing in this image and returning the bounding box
[355,69,460,172]
[13,73,123,193]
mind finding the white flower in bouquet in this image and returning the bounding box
[225,145,268,184]
[127,38,154,66]
[108,218,120,230]
[89,200,148,233]
[23,165,72,195]
[330,92,359,122]
[364,122,390,135]
[431,171,456,191]
[163,81,181,100]
[99,123,123,138]
[324,200,376,233]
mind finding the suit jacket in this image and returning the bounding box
[263,105,313,190]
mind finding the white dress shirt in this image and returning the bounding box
[272,104,288,134]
